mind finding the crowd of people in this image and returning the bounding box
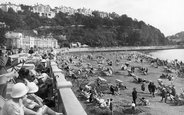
[55,50,184,114]
[1,47,184,115]
[0,47,63,115]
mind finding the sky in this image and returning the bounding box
[1,0,184,36]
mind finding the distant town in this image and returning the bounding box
[0,2,119,19]
[0,2,121,50]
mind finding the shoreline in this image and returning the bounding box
[57,45,183,53]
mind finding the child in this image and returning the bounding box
[131,101,135,110]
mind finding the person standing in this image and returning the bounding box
[171,85,176,97]
[110,85,115,95]
[132,88,137,105]
[148,82,152,94]
[160,88,167,103]
[141,82,146,93]
[151,82,157,97]
[109,98,113,115]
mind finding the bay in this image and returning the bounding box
[149,49,184,62]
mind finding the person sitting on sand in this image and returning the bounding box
[131,66,135,73]
[143,68,148,75]
[139,97,150,106]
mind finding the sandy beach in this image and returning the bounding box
[57,50,184,115]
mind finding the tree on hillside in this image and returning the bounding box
[0,28,7,46]
[73,13,85,25]
[0,9,5,22]
[92,11,100,17]
[102,17,114,27]
[54,12,71,26]
[4,8,24,30]
[24,16,41,29]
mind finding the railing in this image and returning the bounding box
[49,60,87,115]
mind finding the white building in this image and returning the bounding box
[0,3,21,12]
[31,4,56,18]
[5,30,58,49]
[55,6,78,15]
[77,8,93,16]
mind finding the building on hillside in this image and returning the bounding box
[5,30,58,49]
[38,34,58,48]
[70,42,81,48]
[31,4,56,18]
[54,6,93,16]
[5,31,22,49]
[77,8,93,16]
[0,2,21,12]
[55,6,77,15]
[109,12,120,18]
[98,11,109,18]
[0,22,6,28]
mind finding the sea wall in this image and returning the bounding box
[57,45,177,53]
[49,61,87,115]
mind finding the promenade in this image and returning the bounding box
[64,45,177,53]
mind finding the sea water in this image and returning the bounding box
[149,49,184,62]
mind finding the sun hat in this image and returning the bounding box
[27,82,39,93]
[11,83,28,98]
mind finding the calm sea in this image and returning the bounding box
[149,49,184,62]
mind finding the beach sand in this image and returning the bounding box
[61,51,184,115]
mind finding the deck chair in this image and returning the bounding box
[0,95,6,115]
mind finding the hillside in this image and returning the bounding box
[167,31,184,43]
[0,5,171,47]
